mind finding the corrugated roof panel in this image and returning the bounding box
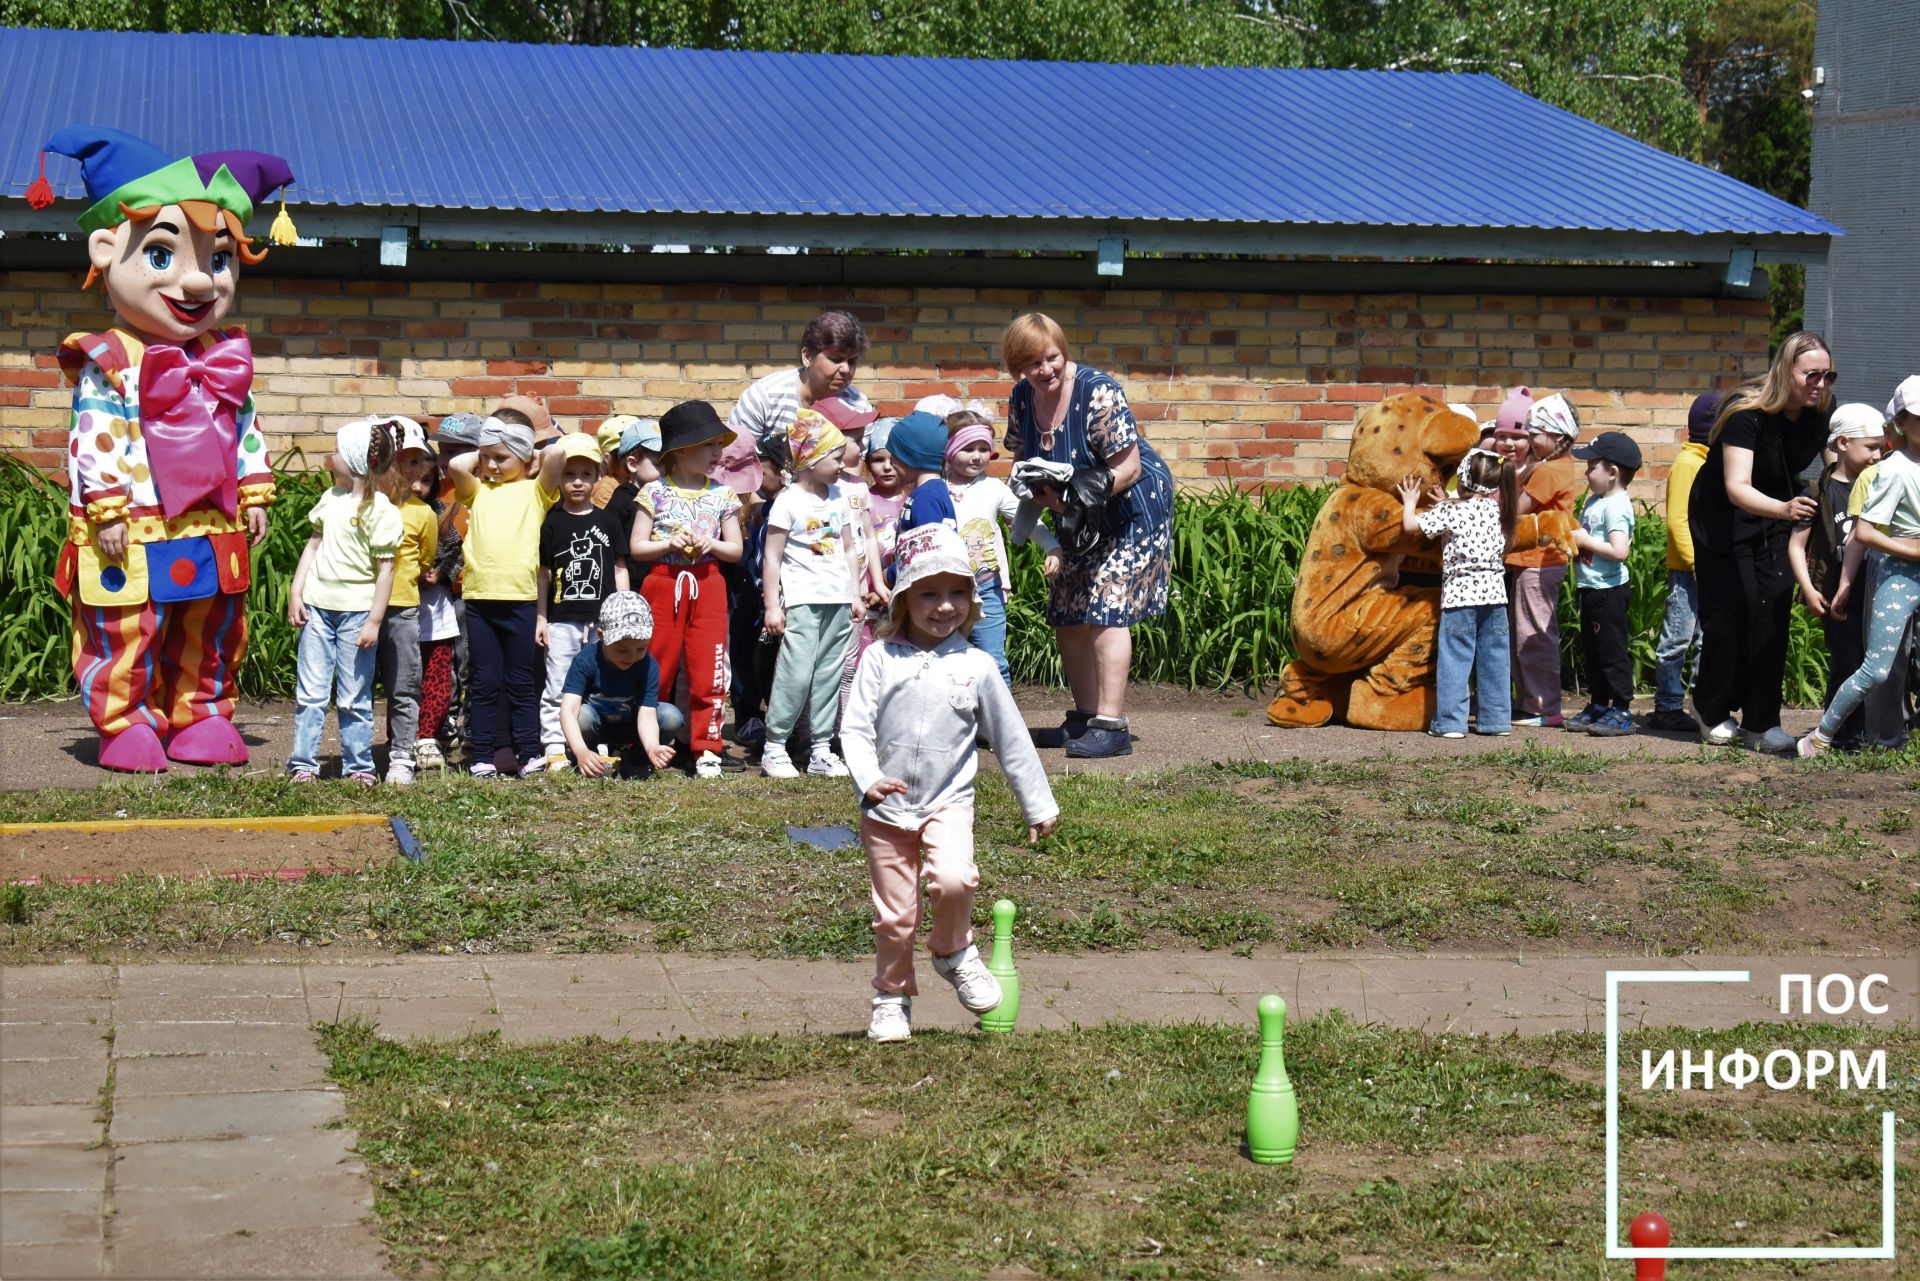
[0,26,1839,237]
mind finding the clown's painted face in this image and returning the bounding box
[88,203,239,344]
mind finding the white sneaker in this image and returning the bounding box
[541,750,571,775]
[384,758,416,786]
[1796,730,1831,759]
[867,995,911,1043]
[414,739,444,770]
[931,945,1002,1015]
[695,750,724,779]
[761,742,800,779]
[807,745,849,777]
[469,762,498,780]
[518,756,547,778]
[1703,717,1739,745]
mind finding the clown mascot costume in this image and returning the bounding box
[26,126,297,772]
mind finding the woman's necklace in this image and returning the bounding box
[1033,379,1068,451]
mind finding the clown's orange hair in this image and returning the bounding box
[83,199,267,291]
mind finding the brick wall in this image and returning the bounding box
[0,273,1773,504]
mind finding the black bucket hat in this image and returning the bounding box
[659,400,731,454]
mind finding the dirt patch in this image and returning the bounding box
[5,821,396,883]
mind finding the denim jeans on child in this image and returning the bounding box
[972,579,1012,687]
[290,606,377,776]
[1652,570,1699,714]
[1433,604,1511,736]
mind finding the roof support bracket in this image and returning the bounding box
[1096,237,1125,277]
[1723,247,1756,289]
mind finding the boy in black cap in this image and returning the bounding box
[1569,431,1643,736]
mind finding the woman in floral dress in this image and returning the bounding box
[1003,312,1174,759]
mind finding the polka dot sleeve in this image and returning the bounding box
[70,361,132,509]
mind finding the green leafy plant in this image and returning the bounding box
[0,453,329,701]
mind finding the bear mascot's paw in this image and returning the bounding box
[1266,393,1480,732]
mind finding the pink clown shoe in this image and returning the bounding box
[166,715,249,766]
[98,724,170,773]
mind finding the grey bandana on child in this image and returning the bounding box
[478,417,535,461]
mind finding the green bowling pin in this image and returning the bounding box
[1246,993,1298,1164]
[979,898,1021,1034]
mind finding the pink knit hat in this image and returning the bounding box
[1493,386,1534,437]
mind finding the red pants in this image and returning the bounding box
[72,593,247,738]
[417,637,457,739]
[642,560,729,754]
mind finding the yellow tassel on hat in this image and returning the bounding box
[268,190,299,246]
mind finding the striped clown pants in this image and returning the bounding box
[72,593,247,739]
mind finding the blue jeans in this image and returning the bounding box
[973,579,1012,687]
[1433,603,1511,735]
[290,606,376,776]
[1653,570,1700,712]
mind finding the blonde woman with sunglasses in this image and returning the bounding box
[1685,332,1838,752]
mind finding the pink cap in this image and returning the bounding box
[1493,386,1534,436]
[712,428,765,496]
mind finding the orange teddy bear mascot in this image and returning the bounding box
[27,126,297,772]
[1266,395,1480,731]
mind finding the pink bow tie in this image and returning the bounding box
[139,335,255,520]
[143,337,253,416]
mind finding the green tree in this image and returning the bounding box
[1681,0,1815,345]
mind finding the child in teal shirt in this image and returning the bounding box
[1569,431,1641,736]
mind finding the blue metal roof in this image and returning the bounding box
[0,26,1840,239]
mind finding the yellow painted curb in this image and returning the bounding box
[0,814,390,836]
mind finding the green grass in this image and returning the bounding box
[320,1016,1920,1279]
[6,750,1916,962]
[1,454,1830,701]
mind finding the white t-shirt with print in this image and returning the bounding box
[1416,495,1508,609]
[1860,450,1920,539]
[767,483,854,606]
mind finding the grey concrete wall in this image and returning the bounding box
[1805,0,1920,406]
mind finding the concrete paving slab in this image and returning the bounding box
[0,1145,107,1193]
[0,1024,112,1063]
[0,1105,102,1147]
[111,994,312,1025]
[0,1190,103,1245]
[106,1223,391,1279]
[0,1002,113,1025]
[303,961,490,1003]
[0,967,111,1002]
[115,965,307,1000]
[0,1059,107,1106]
[112,1021,320,1059]
[111,1130,363,1191]
[111,1052,330,1099]
[0,1239,104,1278]
[109,1170,375,1242]
[110,1088,345,1145]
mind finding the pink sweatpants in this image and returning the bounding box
[1508,563,1567,718]
[863,805,978,996]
